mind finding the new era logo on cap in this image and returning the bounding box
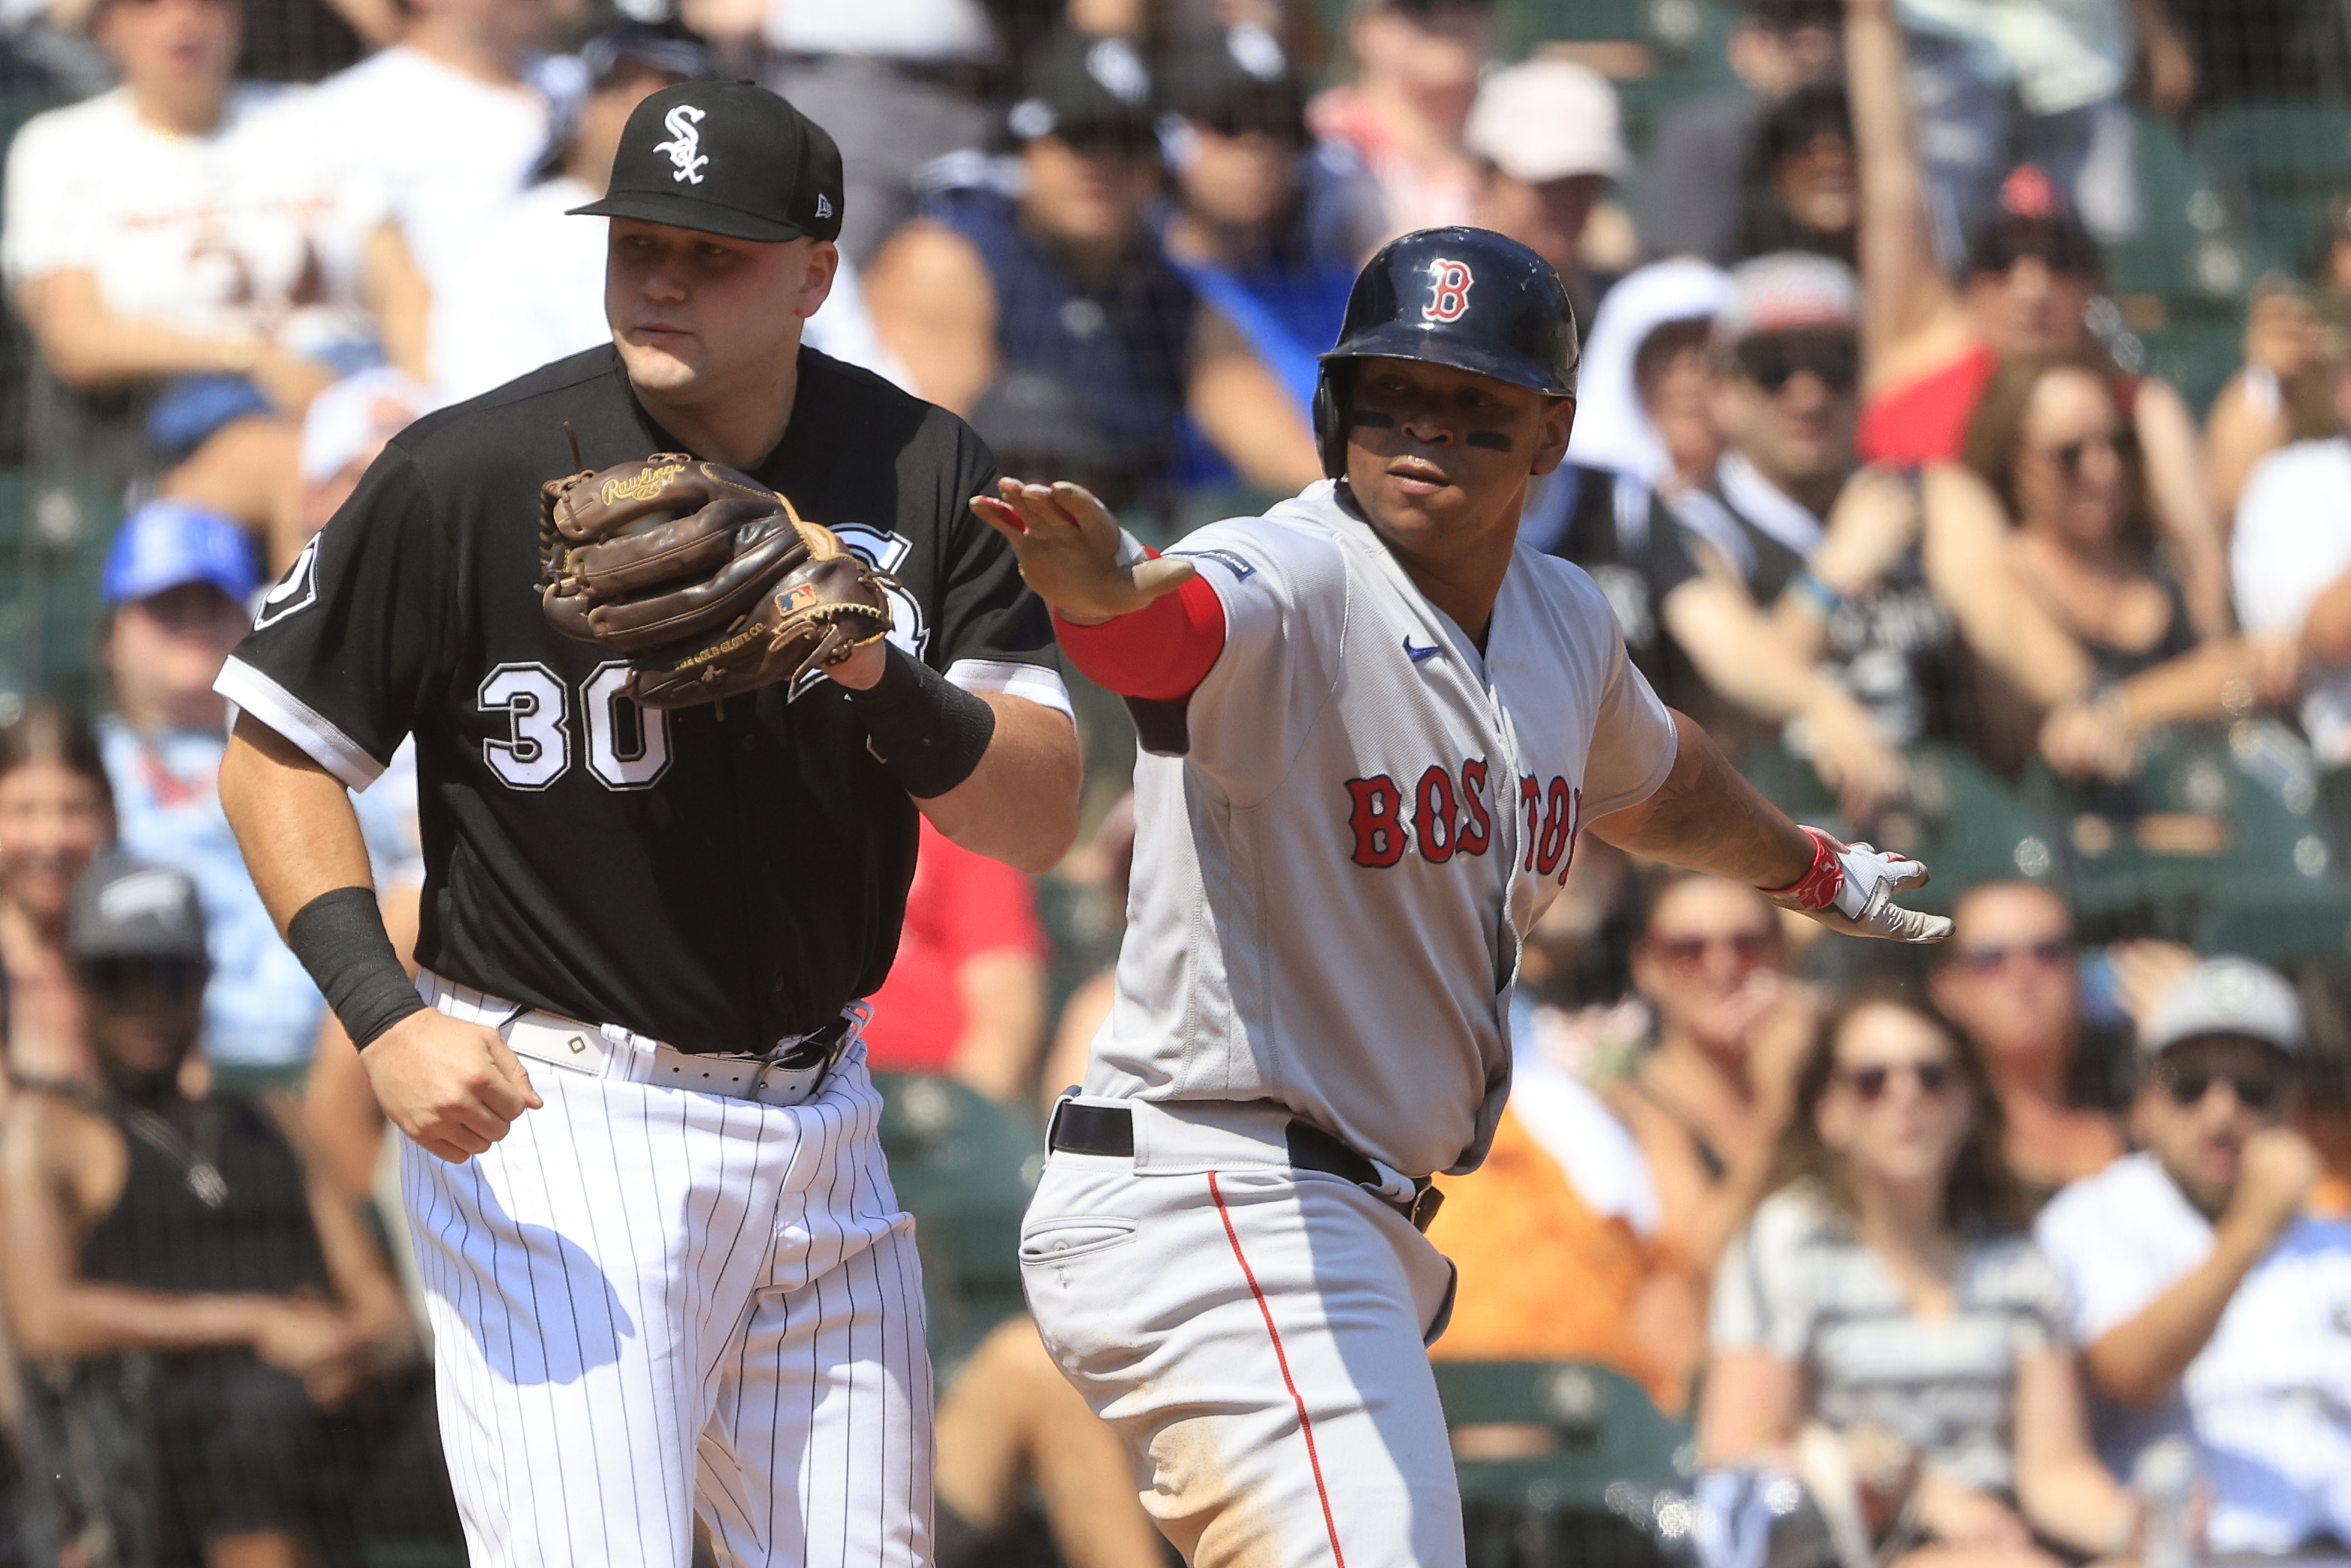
[572,80,845,245]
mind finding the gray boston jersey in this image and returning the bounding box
[1087,481,1677,1177]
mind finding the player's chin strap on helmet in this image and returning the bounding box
[1312,225,1584,482]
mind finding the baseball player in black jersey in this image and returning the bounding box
[216,81,1080,1568]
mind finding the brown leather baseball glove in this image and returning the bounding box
[539,454,894,708]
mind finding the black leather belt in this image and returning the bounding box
[1047,1103,1444,1233]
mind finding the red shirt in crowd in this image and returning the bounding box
[863,817,1048,1074]
[1857,342,2138,466]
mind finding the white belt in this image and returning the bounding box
[417,968,864,1109]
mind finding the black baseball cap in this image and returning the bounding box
[69,855,207,964]
[1163,26,1307,142]
[1007,28,1157,145]
[572,79,844,244]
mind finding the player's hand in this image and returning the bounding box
[971,479,1195,624]
[1763,826,1953,943]
[2222,1126,2322,1249]
[361,1009,542,1162]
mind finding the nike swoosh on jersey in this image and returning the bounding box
[1404,638,1441,663]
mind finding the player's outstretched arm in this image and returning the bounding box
[219,716,543,1162]
[1588,711,1954,944]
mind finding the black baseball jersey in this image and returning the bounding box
[218,344,1064,1055]
[1521,462,1703,703]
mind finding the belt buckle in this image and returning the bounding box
[1404,1183,1444,1234]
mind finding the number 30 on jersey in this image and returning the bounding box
[478,662,669,791]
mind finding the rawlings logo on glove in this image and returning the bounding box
[539,454,895,708]
[1763,826,1954,944]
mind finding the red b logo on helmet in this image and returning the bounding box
[1424,258,1473,323]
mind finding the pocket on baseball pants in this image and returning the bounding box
[1018,1216,1139,1264]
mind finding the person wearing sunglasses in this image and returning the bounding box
[1929,881,2125,1191]
[1701,989,2141,1568]
[1951,350,2296,780]
[1,854,420,1566]
[2036,956,2351,1555]
[1607,875,1812,1305]
[1842,0,2229,647]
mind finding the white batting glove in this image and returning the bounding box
[1762,826,1954,944]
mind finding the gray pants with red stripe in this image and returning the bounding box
[1020,1098,1460,1568]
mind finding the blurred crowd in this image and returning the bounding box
[1,0,2350,1560]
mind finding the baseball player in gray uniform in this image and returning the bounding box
[972,228,1953,1568]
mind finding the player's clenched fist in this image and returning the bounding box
[971,479,1197,624]
[360,1009,544,1163]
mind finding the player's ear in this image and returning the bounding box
[795,240,839,322]
[1529,397,1576,476]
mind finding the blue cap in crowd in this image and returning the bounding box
[101,500,258,608]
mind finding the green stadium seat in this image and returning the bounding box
[872,1072,1043,1376]
[1436,1361,1690,1568]
[1741,742,2068,914]
[2189,102,2351,276]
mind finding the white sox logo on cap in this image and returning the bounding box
[654,104,709,185]
[1423,258,1473,323]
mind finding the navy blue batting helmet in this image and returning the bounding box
[1313,226,1581,478]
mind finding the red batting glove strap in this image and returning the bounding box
[1762,826,1847,911]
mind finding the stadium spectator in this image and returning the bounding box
[1,855,413,1568]
[1464,58,1625,321]
[1562,258,1732,488]
[1429,1038,1699,1411]
[432,27,910,403]
[1928,881,2125,1190]
[97,501,412,1086]
[867,28,1307,498]
[933,1315,1164,1568]
[1638,0,1842,264]
[1155,25,1355,498]
[1890,0,2187,248]
[1700,989,2141,1565]
[2231,346,2351,763]
[864,817,1050,1105]
[763,0,999,266]
[0,0,428,568]
[1727,84,1857,268]
[1522,452,1906,813]
[2035,956,2351,1552]
[298,0,562,382]
[294,367,437,539]
[1601,875,1815,1291]
[2205,270,2348,528]
[1304,0,1488,243]
[1953,352,2295,779]
[0,705,113,1089]
[1674,254,1860,607]
[1845,0,2226,641]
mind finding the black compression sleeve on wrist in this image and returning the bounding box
[286,887,425,1050]
[846,644,998,799]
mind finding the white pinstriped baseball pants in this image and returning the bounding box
[400,987,932,1568]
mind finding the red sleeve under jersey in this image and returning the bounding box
[1051,558,1228,703]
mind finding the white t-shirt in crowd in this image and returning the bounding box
[300,44,554,310]
[2034,1150,2351,1552]
[765,0,993,62]
[429,177,909,402]
[2,83,389,357]
[2233,436,2351,763]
